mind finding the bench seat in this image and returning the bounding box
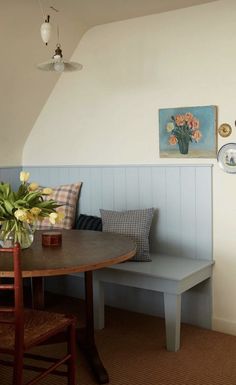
[93,253,214,352]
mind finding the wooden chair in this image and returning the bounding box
[0,243,77,385]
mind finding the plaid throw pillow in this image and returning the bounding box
[100,208,154,261]
[36,183,82,230]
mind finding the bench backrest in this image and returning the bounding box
[25,164,213,262]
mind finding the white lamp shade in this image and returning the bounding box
[37,61,83,72]
[40,22,52,44]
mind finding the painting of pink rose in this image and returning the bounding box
[159,105,217,158]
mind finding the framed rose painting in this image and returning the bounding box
[159,105,217,158]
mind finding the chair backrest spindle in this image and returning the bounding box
[0,243,24,330]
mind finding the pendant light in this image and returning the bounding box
[37,26,83,72]
[37,2,83,73]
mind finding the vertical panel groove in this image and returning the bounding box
[194,167,197,259]
[164,167,168,254]
[180,167,183,258]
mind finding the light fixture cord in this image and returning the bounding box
[38,0,46,20]
[57,24,60,45]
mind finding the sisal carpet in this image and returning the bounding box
[0,294,236,385]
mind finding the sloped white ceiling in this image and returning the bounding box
[0,0,217,165]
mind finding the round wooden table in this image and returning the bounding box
[0,230,136,384]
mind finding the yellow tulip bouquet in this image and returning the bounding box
[0,171,63,248]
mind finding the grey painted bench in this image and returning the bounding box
[24,164,213,352]
[93,253,214,352]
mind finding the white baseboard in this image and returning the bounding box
[213,317,236,336]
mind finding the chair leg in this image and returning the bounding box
[67,322,77,385]
[13,349,24,385]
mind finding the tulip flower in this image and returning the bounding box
[20,171,30,183]
[14,209,28,222]
[42,188,53,195]
[29,182,39,191]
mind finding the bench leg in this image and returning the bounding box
[93,272,105,330]
[164,293,181,352]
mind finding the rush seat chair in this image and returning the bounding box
[0,243,77,385]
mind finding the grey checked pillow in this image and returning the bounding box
[100,208,154,261]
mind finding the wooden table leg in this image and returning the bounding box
[31,277,45,310]
[80,271,109,384]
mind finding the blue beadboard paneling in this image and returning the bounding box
[113,168,126,211]
[180,167,196,259]
[165,167,182,256]
[195,167,213,260]
[0,167,21,190]
[90,168,103,215]
[101,167,115,210]
[25,164,213,261]
[125,167,140,209]
[139,167,153,208]
[149,167,166,254]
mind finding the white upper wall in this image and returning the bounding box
[23,0,236,166]
[23,0,236,335]
[1,0,216,166]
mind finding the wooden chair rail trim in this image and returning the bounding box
[0,320,14,325]
[0,284,15,290]
[0,358,68,377]
[24,352,68,364]
[1,351,70,366]
[25,364,68,377]
[25,354,72,385]
[0,306,15,312]
[0,248,15,253]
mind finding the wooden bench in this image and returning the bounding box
[27,164,213,352]
[93,253,214,352]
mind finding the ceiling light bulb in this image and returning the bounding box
[40,15,52,45]
[54,61,65,72]
[52,44,64,72]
